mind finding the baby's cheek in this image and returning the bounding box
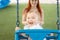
[33,20,36,23]
[34,19,38,23]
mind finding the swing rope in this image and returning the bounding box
[16,0,20,27]
[57,0,60,30]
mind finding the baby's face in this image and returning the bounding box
[26,13,38,25]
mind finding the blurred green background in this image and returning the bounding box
[0,4,60,40]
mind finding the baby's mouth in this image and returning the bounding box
[29,22,33,24]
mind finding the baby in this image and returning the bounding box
[24,12,43,29]
[16,12,46,40]
[23,12,46,40]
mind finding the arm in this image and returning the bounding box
[22,14,27,25]
[40,9,44,25]
[22,8,28,25]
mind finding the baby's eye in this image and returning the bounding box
[32,0,33,1]
[27,17,30,19]
[35,0,37,1]
[32,0,37,1]
[32,0,35,1]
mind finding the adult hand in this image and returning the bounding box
[40,21,44,25]
[15,27,20,31]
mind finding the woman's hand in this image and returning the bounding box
[15,27,20,31]
[40,21,44,25]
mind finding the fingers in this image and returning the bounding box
[15,27,20,31]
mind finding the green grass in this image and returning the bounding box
[0,4,60,40]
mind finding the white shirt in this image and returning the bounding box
[24,24,43,29]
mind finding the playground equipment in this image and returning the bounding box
[0,0,10,8]
[15,30,60,40]
[57,0,60,30]
[15,0,60,40]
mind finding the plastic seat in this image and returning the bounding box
[0,0,10,8]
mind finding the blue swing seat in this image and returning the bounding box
[15,29,60,40]
[0,0,10,8]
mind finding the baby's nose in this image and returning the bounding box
[29,19,32,22]
[29,19,33,21]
